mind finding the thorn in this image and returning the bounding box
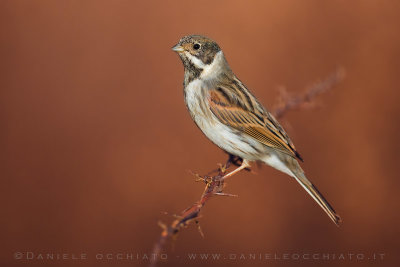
[188,170,203,180]
[157,221,167,230]
[195,176,213,186]
[217,163,227,173]
[214,192,238,197]
[195,177,203,182]
[172,214,182,220]
[195,220,205,238]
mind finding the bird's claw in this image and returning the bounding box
[194,175,213,186]
[217,163,227,174]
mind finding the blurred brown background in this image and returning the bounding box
[1,0,399,266]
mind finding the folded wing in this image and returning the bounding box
[208,86,302,160]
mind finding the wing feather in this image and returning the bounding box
[209,86,302,160]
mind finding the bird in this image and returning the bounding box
[172,34,341,226]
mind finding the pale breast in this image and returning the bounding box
[184,79,263,160]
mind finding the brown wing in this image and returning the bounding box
[208,85,302,160]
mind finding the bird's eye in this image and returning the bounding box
[193,43,201,50]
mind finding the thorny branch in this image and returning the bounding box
[273,68,345,118]
[149,68,345,267]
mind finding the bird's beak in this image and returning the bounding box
[172,44,184,53]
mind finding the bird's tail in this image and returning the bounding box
[290,163,341,226]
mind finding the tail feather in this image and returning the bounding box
[292,170,341,226]
[263,154,341,225]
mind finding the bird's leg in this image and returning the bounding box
[204,155,245,177]
[221,159,251,180]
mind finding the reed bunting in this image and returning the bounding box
[172,35,341,226]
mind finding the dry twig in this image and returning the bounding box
[149,68,345,267]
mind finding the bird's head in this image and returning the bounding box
[172,35,224,74]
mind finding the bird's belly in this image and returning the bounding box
[197,117,262,160]
[185,80,262,160]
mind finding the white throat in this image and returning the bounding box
[201,51,224,79]
[184,51,207,69]
[184,51,225,79]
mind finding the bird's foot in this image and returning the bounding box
[221,159,251,180]
[194,175,213,186]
